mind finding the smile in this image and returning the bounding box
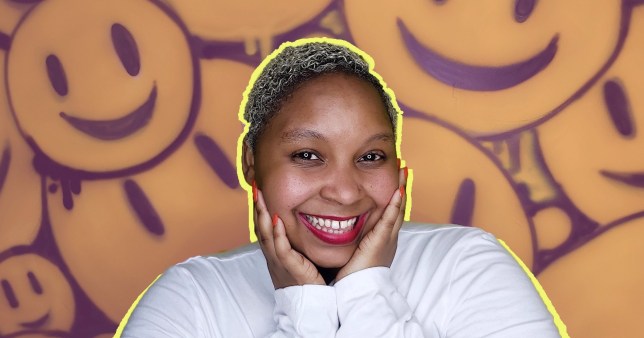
[299,213,367,245]
[600,170,644,188]
[59,85,157,140]
[20,312,50,329]
[397,18,559,91]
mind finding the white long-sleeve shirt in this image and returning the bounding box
[120,223,562,337]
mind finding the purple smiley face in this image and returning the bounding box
[6,0,199,174]
[0,251,75,336]
[344,0,626,136]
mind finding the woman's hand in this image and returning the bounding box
[335,167,408,281]
[254,184,325,289]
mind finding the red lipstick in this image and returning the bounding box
[298,212,368,245]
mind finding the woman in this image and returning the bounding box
[119,38,562,337]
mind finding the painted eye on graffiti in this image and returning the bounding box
[45,54,68,97]
[111,23,141,77]
[603,79,636,138]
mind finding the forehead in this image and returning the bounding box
[281,72,388,120]
[275,73,391,127]
[257,72,393,146]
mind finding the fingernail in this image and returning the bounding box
[397,158,401,168]
[399,186,405,198]
[252,180,257,202]
[272,214,279,227]
[403,167,408,180]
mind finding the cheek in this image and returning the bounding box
[365,171,399,208]
[261,169,313,213]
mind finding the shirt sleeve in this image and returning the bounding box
[270,285,339,337]
[119,266,206,338]
[334,267,428,337]
[443,231,561,338]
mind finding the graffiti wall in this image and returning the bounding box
[0,0,642,337]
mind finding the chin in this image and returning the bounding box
[307,245,356,268]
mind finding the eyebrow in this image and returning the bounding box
[281,128,394,145]
[281,129,326,143]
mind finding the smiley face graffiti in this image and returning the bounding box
[401,115,535,267]
[344,0,627,136]
[46,58,251,323]
[0,249,75,337]
[538,5,644,226]
[5,0,199,176]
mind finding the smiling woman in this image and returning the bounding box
[117,38,563,337]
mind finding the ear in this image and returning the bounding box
[241,140,255,185]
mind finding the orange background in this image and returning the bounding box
[1,0,642,337]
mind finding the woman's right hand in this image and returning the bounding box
[253,184,325,289]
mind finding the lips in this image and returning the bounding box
[397,18,559,91]
[59,84,157,140]
[601,170,644,188]
[299,212,368,245]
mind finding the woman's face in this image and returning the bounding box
[245,72,399,268]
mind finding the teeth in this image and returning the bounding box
[305,215,359,234]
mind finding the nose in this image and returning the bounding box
[319,164,363,206]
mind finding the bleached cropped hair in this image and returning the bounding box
[243,41,398,150]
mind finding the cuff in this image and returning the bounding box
[274,285,338,336]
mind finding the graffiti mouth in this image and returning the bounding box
[601,170,644,188]
[398,18,559,91]
[20,312,50,329]
[60,84,157,140]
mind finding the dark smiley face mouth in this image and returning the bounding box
[59,84,157,140]
[20,311,50,329]
[600,170,644,188]
[397,18,559,91]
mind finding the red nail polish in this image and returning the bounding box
[403,167,408,180]
[272,214,279,227]
[252,180,257,202]
[399,186,405,198]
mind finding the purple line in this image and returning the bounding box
[59,86,157,141]
[194,133,239,189]
[0,31,10,50]
[600,170,644,188]
[603,79,634,137]
[123,179,165,236]
[0,145,10,194]
[398,18,558,91]
[450,178,476,226]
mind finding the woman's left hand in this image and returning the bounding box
[336,167,407,281]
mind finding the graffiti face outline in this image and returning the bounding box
[344,0,625,136]
[5,0,200,176]
[538,6,644,225]
[0,252,75,335]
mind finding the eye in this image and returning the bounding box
[358,152,384,162]
[46,54,68,96]
[293,151,320,161]
[111,23,140,76]
[27,271,43,295]
[514,0,537,23]
[1,279,18,309]
[603,79,635,137]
